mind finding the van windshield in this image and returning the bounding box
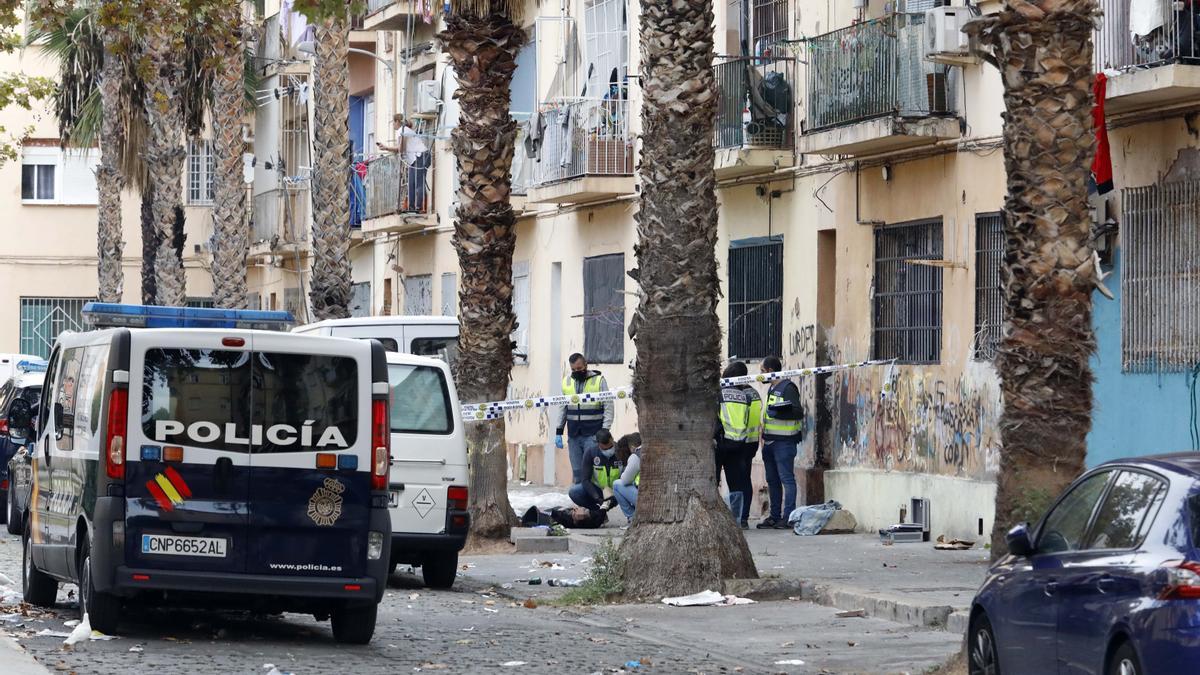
[388,363,452,434]
[411,337,458,366]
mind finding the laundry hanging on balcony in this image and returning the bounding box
[1091,72,1114,196]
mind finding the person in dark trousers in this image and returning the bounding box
[521,504,611,529]
[612,432,642,521]
[568,430,622,512]
[554,354,615,484]
[756,356,805,529]
[714,361,761,528]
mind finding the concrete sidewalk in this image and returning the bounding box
[0,634,51,675]
[466,513,990,635]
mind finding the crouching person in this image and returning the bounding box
[612,433,642,521]
[568,429,621,512]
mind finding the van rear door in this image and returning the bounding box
[127,332,252,574]
[386,359,465,535]
[245,334,372,578]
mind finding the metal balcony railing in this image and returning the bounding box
[251,188,310,244]
[804,13,955,132]
[1095,0,1200,71]
[366,0,397,15]
[358,152,433,220]
[533,97,634,186]
[714,56,797,149]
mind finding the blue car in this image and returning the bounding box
[969,454,1200,675]
[0,364,43,532]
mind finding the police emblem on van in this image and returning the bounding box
[153,420,349,448]
[307,478,345,526]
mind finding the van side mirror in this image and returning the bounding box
[7,399,33,439]
[1006,523,1035,557]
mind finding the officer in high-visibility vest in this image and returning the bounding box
[568,429,623,512]
[554,353,615,484]
[757,356,805,529]
[714,361,762,528]
[612,432,642,521]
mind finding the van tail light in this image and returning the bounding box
[447,486,468,512]
[1159,560,1200,599]
[370,398,389,491]
[0,418,8,435]
[104,387,129,480]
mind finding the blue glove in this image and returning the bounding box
[554,435,564,449]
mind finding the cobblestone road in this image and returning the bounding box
[0,532,960,674]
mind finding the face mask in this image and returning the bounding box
[571,370,589,381]
[601,447,615,457]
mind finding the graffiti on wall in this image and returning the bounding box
[829,360,1001,480]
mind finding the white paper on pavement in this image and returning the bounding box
[661,590,756,607]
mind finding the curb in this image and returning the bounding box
[0,634,51,675]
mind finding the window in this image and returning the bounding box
[74,345,110,445]
[728,237,783,360]
[583,253,625,363]
[404,274,433,315]
[584,0,629,97]
[750,0,788,56]
[974,213,1004,360]
[142,348,251,453]
[1037,471,1113,554]
[350,282,371,318]
[1084,471,1166,550]
[873,219,943,363]
[1121,181,1200,372]
[253,352,359,453]
[284,287,303,318]
[513,261,531,364]
[441,273,457,317]
[187,139,216,204]
[248,292,262,310]
[22,164,55,201]
[186,297,215,309]
[412,338,459,366]
[388,363,452,434]
[54,348,84,451]
[20,297,93,359]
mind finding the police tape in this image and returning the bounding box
[459,359,896,422]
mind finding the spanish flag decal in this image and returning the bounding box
[146,466,192,511]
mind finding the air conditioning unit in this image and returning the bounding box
[415,80,441,115]
[925,6,977,65]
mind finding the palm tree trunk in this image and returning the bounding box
[141,185,158,305]
[968,0,1099,559]
[141,7,188,307]
[210,3,248,309]
[95,16,124,303]
[441,12,525,541]
[308,14,353,320]
[618,0,758,597]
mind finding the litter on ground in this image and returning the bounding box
[661,590,756,607]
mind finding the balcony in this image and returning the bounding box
[1095,0,1200,115]
[249,188,310,260]
[356,152,435,235]
[362,0,421,31]
[511,120,534,212]
[526,98,636,205]
[713,56,797,178]
[798,13,960,157]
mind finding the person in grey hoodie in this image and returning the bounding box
[612,433,642,521]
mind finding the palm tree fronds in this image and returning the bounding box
[446,0,524,22]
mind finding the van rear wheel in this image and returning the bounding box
[79,538,121,634]
[22,526,57,607]
[421,551,458,589]
[330,602,377,644]
[6,489,21,535]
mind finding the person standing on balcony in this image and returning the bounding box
[554,353,615,484]
[756,356,804,529]
[377,114,430,212]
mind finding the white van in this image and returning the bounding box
[382,352,468,588]
[293,316,458,364]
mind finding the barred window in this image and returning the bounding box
[873,219,943,364]
[751,0,788,56]
[1122,181,1200,372]
[187,139,215,205]
[583,254,625,364]
[19,297,93,359]
[974,213,1004,360]
[728,237,783,360]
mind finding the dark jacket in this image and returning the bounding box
[763,379,805,442]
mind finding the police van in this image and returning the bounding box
[6,304,392,644]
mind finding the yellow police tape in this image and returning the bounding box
[460,359,897,422]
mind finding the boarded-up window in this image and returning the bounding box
[350,282,371,318]
[283,287,303,318]
[441,273,457,316]
[728,237,783,360]
[583,254,625,363]
[974,213,1004,360]
[873,219,943,364]
[404,274,433,316]
[1122,181,1200,372]
[513,262,531,364]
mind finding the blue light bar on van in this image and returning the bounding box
[82,303,296,331]
[16,359,48,373]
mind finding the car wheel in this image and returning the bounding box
[0,489,7,525]
[330,602,377,644]
[22,525,57,607]
[1109,641,1142,675]
[5,488,20,535]
[968,612,1000,675]
[79,537,121,634]
[421,551,458,589]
